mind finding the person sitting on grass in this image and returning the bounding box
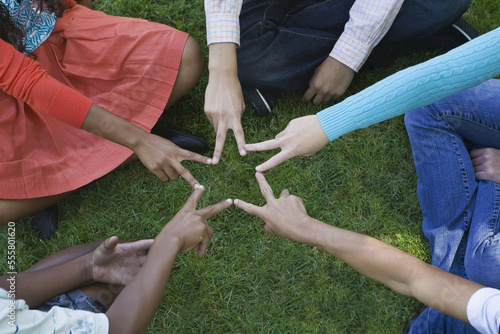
[0,186,232,333]
[242,26,500,174]
[235,173,500,334]
[242,24,500,334]
[203,0,477,165]
[0,0,211,239]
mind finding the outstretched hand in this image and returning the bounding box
[134,133,212,188]
[82,104,211,188]
[245,115,330,172]
[205,43,247,165]
[91,237,154,286]
[234,173,313,243]
[205,73,247,164]
[161,185,233,257]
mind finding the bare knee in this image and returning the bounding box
[0,216,10,226]
[0,201,14,226]
[176,36,205,92]
[0,193,68,226]
[167,36,206,107]
[181,36,206,82]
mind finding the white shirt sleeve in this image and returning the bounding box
[0,288,109,334]
[467,287,500,334]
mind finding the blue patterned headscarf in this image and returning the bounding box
[2,0,57,53]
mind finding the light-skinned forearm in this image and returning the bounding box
[318,27,500,141]
[105,236,182,334]
[208,43,238,76]
[300,216,482,322]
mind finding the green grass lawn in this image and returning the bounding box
[2,0,499,333]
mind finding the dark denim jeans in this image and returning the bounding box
[405,79,500,333]
[237,0,469,91]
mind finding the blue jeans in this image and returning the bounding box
[237,0,469,91]
[404,79,500,333]
[37,289,108,313]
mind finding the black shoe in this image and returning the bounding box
[450,17,480,42]
[402,303,428,334]
[31,204,59,240]
[366,18,479,69]
[243,87,280,117]
[151,125,210,154]
[427,17,479,52]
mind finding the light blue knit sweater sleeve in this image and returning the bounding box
[317,27,500,141]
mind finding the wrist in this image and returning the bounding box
[313,115,330,146]
[142,235,184,276]
[152,233,184,256]
[208,43,238,75]
[299,217,332,249]
[82,252,95,284]
[85,104,148,150]
[284,214,319,245]
[125,127,149,152]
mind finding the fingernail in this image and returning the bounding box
[212,157,219,164]
[255,166,262,172]
[207,158,212,164]
[226,198,233,204]
[195,184,204,190]
[240,149,246,156]
[234,199,239,205]
[255,172,262,176]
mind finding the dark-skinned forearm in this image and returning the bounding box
[0,253,93,307]
[105,236,181,334]
[81,103,148,151]
[25,240,104,272]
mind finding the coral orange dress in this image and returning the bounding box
[0,3,188,199]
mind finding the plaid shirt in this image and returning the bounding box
[330,0,404,71]
[204,0,404,72]
[204,0,242,46]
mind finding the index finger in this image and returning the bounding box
[173,161,200,188]
[231,121,247,156]
[255,172,275,201]
[179,150,212,165]
[245,138,281,152]
[255,150,291,172]
[183,185,205,210]
[212,126,227,164]
[234,198,262,217]
[102,236,119,252]
[197,199,233,219]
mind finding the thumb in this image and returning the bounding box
[102,236,119,253]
